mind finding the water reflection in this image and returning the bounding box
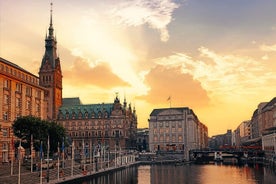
[80,164,276,184]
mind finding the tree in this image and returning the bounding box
[12,115,66,156]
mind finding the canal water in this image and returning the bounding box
[80,164,276,184]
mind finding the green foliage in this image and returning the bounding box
[12,115,66,155]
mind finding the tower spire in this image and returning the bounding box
[48,2,54,38]
[39,1,63,120]
[50,2,53,26]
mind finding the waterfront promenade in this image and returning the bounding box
[0,154,136,184]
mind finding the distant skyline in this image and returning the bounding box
[1,0,276,136]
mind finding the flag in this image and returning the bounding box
[167,96,171,101]
[40,141,43,160]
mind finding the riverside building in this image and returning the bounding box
[148,107,208,160]
[0,4,137,162]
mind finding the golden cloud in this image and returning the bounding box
[63,58,130,88]
[138,65,210,108]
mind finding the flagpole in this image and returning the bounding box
[31,134,33,173]
[82,139,85,171]
[89,140,92,174]
[62,138,65,169]
[57,142,60,181]
[46,135,50,183]
[11,135,14,175]
[71,141,74,177]
[18,139,21,184]
[40,141,43,184]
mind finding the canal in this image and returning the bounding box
[76,163,276,184]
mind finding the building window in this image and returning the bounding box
[4,94,9,105]
[172,135,176,142]
[26,86,32,96]
[16,98,20,107]
[2,128,8,137]
[166,136,170,142]
[16,83,22,93]
[172,127,176,133]
[72,112,76,119]
[3,79,11,89]
[78,112,82,119]
[172,122,175,128]
[36,103,40,112]
[36,90,41,98]
[26,101,31,110]
[3,112,8,121]
[178,135,183,142]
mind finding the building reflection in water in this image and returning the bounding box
[81,164,276,184]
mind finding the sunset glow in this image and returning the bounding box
[1,0,276,136]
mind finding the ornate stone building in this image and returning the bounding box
[148,107,208,160]
[57,96,137,154]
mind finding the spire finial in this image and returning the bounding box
[50,2,53,27]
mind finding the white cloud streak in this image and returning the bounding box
[109,0,179,42]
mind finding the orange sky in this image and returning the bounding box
[1,0,276,136]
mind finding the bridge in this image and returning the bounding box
[191,146,264,164]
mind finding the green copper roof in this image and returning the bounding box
[62,97,82,106]
[58,98,115,119]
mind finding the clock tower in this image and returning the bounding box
[39,3,62,120]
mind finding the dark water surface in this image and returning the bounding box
[81,164,276,184]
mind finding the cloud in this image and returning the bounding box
[109,0,179,42]
[138,65,210,107]
[63,57,130,88]
[154,47,276,101]
[260,44,276,52]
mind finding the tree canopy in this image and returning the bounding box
[12,116,66,155]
